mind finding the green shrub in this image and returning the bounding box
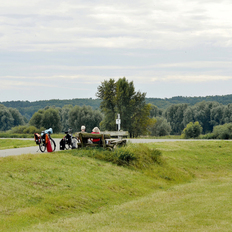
[149,117,172,136]
[23,126,39,134]
[72,144,163,170]
[182,121,202,139]
[200,133,216,139]
[11,125,28,134]
[10,125,45,134]
[212,123,232,139]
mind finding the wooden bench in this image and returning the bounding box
[77,132,127,150]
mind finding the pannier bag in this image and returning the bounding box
[34,133,41,144]
[44,128,53,134]
[72,138,77,149]
[45,134,49,144]
[65,133,72,145]
[60,138,65,150]
[41,133,46,144]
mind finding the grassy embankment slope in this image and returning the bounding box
[0,141,231,231]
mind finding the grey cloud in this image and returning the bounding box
[0,14,72,21]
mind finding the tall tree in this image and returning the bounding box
[30,108,61,133]
[68,105,103,133]
[164,104,188,134]
[8,108,25,127]
[96,79,116,131]
[41,108,61,133]
[60,105,73,132]
[223,103,232,123]
[29,109,45,129]
[0,104,14,131]
[149,104,163,118]
[96,77,153,137]
[191,101,219,133]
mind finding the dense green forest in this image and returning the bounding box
[1,94,232,120]
[0,98,101,119]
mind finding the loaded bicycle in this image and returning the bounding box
[60,128,78,150]
[34,128,56,152]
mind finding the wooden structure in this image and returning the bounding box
[77,132,127,150]
[101,131,129,139]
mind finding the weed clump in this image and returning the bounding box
[72,144,163,170]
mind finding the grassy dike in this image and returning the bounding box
[0,141,232,231]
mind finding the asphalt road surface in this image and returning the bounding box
[0,138,225,158]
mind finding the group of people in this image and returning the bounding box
[77,125,101,144]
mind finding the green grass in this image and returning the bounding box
[0,141,232,231]
[0,132,34,138]
[0,139,36,150]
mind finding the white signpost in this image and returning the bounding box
[116,114,121,137]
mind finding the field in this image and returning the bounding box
[0,141,231,231]
[0,139,35,150]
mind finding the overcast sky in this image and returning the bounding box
[1,0,232,102]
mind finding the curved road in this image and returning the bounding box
[0,138,225,158]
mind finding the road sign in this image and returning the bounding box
[116,119,121,124]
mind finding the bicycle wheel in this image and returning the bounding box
[39,143,46,152]
[50,138,56,152]
[65,142,72,150]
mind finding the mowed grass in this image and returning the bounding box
[0,139,35,150]
[0,141,232,231]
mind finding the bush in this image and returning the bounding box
[182,121,202,139]
[211,123,232,139]
[11,125,27,134]
[149,117,171,136]
[10,125,45,134]
[23,126,40,134]
[72,144,163,169]
[200,133,216,139]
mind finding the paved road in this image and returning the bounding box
[0,138,61,158]
[0,138,226,158]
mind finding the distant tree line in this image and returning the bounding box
[1,82,232,138]
[0,98,101,120]
[162,101,232,135]
[1,100,232,138]
[2,94,232,120]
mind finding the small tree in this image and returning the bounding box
[182,121,202,139]
[149,117,171,136]
[212,123,232,139]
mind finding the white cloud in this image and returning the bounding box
[0,0,232,101]
[152,75,232,83]
[1,0,232,51]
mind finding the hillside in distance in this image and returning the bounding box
[146,94,232,109]
[1,94,232,119]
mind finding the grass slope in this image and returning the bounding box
[0,141,232,231]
